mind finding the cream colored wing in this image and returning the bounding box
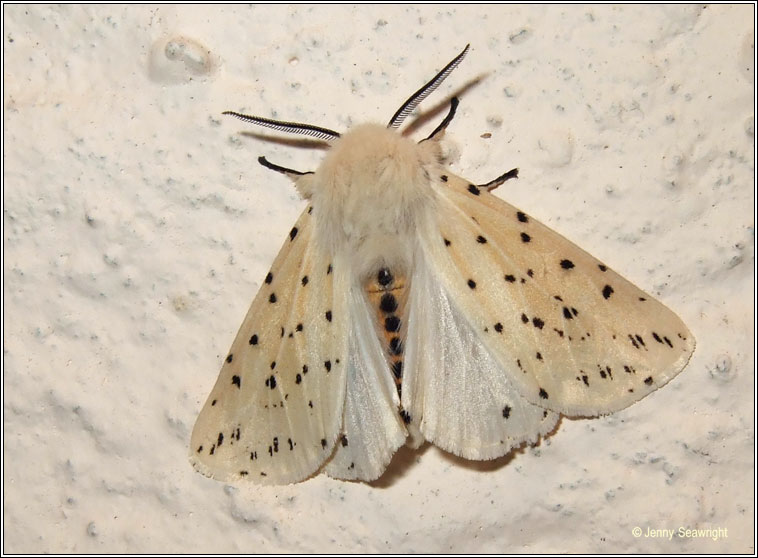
[402,250,560,459]
[415,172,694,417]
[190,205,350,484]
[324,287,408,481]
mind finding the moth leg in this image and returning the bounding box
[476,168,519,192]
[423,96,460,141]
[258,156,314,179]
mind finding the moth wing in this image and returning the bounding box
[190,206,350,485]
[402,249,559,460]
[324,287,408,481]
[417,173,695,417]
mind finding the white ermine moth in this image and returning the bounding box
[190,45,695,485]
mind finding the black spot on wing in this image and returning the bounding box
[468,184,480,196]
[289,227,298,241]
[267,437,280,456]
[560,259,575,270]
[602,285,614,299]
[301,275,309,286]
[539,388,549,399]
[467,279,477,289]
[269,293,277,304]
[265,272,273,284]
[502,405,511,419]
[562,306,577,320]
[249,334,258,345]
[477,235,487,244]
[520,232,531,243]
[226,353,233,363]
[504,274,516,283]
[232,375,241,388]
[516,211,528,223]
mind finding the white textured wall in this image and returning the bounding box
[3,4,754,553]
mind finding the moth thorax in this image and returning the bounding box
[312,128,437,274]
[314,124,437,228]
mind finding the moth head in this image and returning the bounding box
[222,44,470,199]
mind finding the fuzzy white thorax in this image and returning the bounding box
[296,124,442,281]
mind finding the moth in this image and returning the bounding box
[190,45,695,485]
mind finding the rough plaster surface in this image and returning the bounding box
[3,4,754,553]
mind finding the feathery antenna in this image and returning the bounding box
[222,111,341,141]
[387,44,470,130]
